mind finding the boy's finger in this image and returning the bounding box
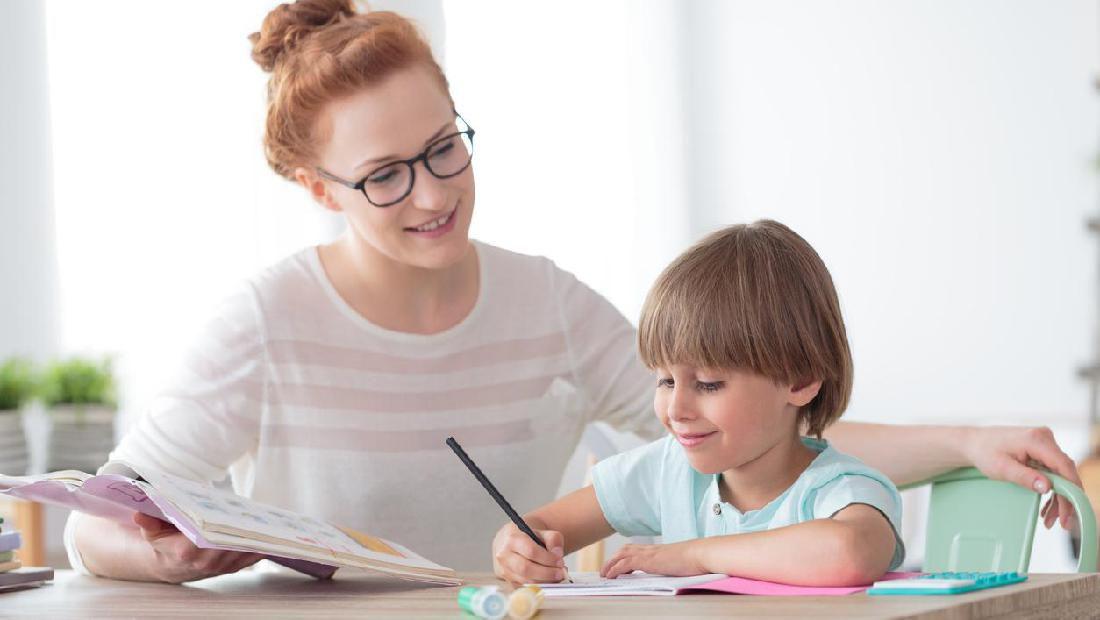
[510,532,561,568]
[539,529,565,552]
[503,552,563,583]
[603,557,631,580]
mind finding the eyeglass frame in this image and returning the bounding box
[315,113,475,208]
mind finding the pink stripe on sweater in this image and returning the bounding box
[261,418,534,451]
[269,374,567,413]
[264,332,568,373]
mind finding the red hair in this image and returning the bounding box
[249,0,452,179]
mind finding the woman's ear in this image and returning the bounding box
[789,379,823,408]
[294,167,344,213]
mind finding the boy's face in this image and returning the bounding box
[652,365,820,475]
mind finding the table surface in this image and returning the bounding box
[3,570,1099,619]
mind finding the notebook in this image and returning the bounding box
[0,463,459,586]
[534,571,922,596]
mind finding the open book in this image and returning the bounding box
[534,571,920,597]
[0,463,459,586]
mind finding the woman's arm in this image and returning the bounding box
[602,504,896,586]
[824,421,1081,529]
[74,513,261,583]
[492,486,614,585]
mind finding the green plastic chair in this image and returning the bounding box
[900,467,1097,573]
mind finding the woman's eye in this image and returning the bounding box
[696,381,723,393]
[366,167,400,185]
[429,140,456,160]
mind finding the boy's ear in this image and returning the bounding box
[294,167,344,213]
[789,379,823,408]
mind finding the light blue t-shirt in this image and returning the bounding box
[591,435,905,571]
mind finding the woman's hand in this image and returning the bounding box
[133,513,263,583]
[601,541,705,580]
[963,426,1082,530]
[491,523,567,586]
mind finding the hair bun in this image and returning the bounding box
[249,0,359,72]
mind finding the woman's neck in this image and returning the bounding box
[717,433,818,513]
[318,232,479,335]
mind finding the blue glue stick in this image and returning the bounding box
[457,585,507,620]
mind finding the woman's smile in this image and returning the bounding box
[404,206,457,238]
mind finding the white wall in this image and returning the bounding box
[0,1,59,359]
[683,1,1099,431]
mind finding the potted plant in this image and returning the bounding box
[0,358,34,475]
[39,357,117,473]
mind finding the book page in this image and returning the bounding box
[133,465,452,574]
[535,572,728,596]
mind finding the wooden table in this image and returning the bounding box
[3,570,1098,618]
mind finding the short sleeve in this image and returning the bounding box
[109,283,265,483]
[551,266,663,440]
[590,438,668,537]
[811,474,906,571]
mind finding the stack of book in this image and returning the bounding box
[0,517,19,572]
[0,517,53,592]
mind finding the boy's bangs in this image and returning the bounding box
[638,284,761,374]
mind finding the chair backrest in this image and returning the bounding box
[902,467,1097,573]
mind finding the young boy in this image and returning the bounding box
[491,220,903,586]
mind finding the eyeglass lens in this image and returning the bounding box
[363,131,474,206]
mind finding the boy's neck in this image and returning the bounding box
[717,434,818,513]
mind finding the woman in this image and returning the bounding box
[68,0,1081,583]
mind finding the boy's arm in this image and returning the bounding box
[602,504,896,586]
[493,486,614,585]
[825,421,1080,530]
[525,485,616,554]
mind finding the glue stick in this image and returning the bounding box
[507,585,544,620]
[457,586,508,620]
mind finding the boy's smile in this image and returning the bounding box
[673,430,718,448]
[653,364,821,475]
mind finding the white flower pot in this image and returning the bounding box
[45,404,116,473]
[0,410,29,476]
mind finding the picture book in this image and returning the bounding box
[0,462,459,586]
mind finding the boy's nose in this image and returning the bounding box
[666,390,697,422]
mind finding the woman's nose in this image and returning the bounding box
[407,164,449,212]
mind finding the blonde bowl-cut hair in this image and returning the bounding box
[637,220,853,437]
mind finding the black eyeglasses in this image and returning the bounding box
[316,114,475,208]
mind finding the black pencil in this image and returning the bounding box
[445,436,572,583]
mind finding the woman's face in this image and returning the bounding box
[311,64,475,270]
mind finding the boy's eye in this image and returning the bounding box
[696,381,724,393]
[657,377,674,389]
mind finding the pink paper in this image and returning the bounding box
[683,571,922,596]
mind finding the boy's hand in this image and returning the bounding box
[492,523,567,586]
[134,513,263,583]
[601,541,706,580]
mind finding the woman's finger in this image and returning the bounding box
[133,513,177,540]
[1023,429,1083,487]
[994,456,1053,495]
